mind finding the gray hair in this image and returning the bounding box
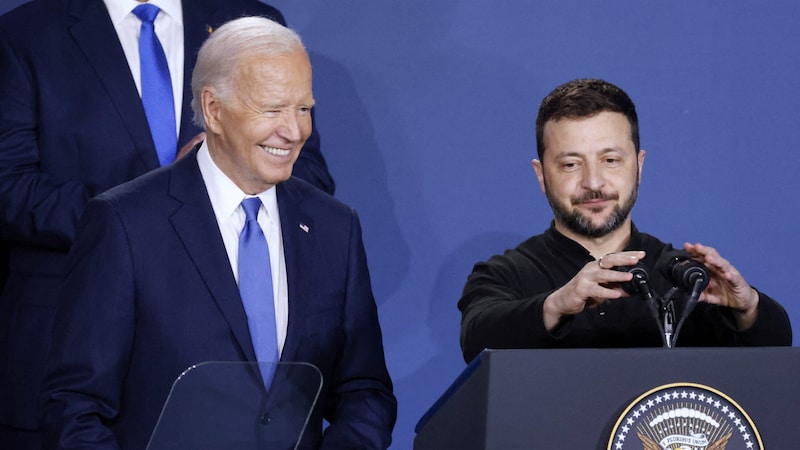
[191,16,306,128]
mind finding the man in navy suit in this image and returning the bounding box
[41,16,396,449]
[0,0,336,447]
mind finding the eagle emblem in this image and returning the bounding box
[607,383,761,450]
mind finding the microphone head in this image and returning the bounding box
[655,249,687,277]
[656,250,710,291]
[614,263,650,296]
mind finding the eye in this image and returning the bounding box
[560,161,579,171]
[298,106,312,116]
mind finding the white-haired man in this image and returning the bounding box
[41,17,395,449]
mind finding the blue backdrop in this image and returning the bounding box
[3,1,799,448]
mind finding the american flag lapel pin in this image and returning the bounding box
[299,223,310,233]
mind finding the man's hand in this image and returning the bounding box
[542,251,645,331]
[176,132,206,160]
[683,242,759,330]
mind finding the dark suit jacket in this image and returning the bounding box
[41,150,396,449]
[0,0,334,430]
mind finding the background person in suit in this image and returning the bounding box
[41,16,396,449]
[0,0,335,447]
[459,78,792,363]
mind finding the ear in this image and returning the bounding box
[201,88,223,135]
[531,159,546,193]
[637,150,646,185]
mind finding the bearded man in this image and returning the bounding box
[458,78,791,363]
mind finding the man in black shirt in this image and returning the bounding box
[459,78,791,363]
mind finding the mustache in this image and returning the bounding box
[571,190,619,205]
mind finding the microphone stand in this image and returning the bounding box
[659,287,678,349]
[629,273,669,348]
[669,277,705,348]
[662,300,676,348]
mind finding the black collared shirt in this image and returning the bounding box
[459,222,791,363]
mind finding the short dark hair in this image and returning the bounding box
[535,78,639,160]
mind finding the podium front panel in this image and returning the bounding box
[415,347,800,449]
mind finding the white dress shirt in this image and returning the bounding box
[197,142,289,357]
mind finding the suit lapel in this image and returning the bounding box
[65,0,159,169]
[276,180,315,362]
[167,152,257,361]
[178,2,218,147]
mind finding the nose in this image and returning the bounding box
[582,162,606,191]
[276,111,307,142]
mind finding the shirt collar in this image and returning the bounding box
[104,0,183,27]
[197,141,278,225]
[545,221,643,255]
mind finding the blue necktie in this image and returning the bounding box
[238,198,279,387]
[133,4,176,166]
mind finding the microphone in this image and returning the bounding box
[656,250,710,347]
[656,250,709,292]
[614,263,652,299]
[614,263,667,347]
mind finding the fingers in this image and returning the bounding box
[597,251,645,270]
[683,242,739,282]
[580,254,645,299]
[543,251,645,330]
[683,242,754,311]
[177,132,206,160]
[589,251,646,299]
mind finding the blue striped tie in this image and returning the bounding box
[238,198,279,387]
[133,4,176,166]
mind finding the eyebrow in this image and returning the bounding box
[554,147,626,159]
[262,101,316,109]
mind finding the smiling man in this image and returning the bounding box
[458,78,791,363]
[40,17,395,449]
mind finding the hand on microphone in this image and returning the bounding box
[682,242,759,330]
[542,250,645,331]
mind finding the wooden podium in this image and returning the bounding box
[414,347,800,449]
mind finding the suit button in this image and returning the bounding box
[260,413,271,425]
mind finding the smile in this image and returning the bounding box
[572,191,619,206]
[260,145,291,157]
[580,199,609,208]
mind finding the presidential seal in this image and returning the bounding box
[607,382,762,450]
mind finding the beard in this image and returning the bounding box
[544,180,638,239]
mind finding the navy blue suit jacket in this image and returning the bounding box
[0,0,334,430]
[41,150,396,449]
